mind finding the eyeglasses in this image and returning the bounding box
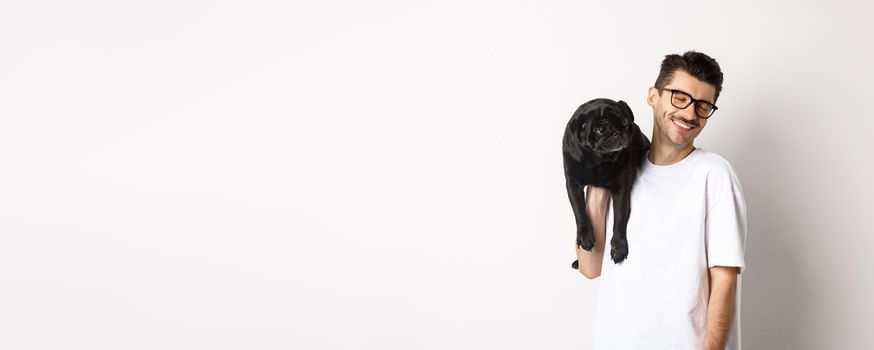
[660,88,718,119]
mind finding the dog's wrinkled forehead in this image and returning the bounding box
[580,99,622,119]
[579,100,609,116]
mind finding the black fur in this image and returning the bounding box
[563,98,650,266]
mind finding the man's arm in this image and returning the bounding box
[703,266,739,350]
[575,186,610,279]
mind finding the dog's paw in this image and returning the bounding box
[610,237,628,263]
[577,231,595,251]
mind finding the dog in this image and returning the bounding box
[563,98,650,266]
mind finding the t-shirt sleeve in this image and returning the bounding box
[705,160,748,275]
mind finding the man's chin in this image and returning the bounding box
[675,139,695,149]
[671,128,698,142]
[667,133,694,148]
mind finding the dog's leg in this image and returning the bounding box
[567,180,594,270]
[569,181,595,250]
[610,186,631,263]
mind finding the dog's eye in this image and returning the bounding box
[595,126,606,135]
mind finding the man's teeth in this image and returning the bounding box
[672,119,693,130]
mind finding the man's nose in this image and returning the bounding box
[676,105,697,121]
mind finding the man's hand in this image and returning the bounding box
[703,266,739,350]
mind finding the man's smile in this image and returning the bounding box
[671,117,696,132]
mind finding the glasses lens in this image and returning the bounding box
[671,90,692,109]
[696,102,714,118]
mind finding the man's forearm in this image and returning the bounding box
[703,266,738,350]
[575,186,610,279]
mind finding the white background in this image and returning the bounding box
[1,1,872,349]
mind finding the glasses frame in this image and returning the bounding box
[659,88,718,119]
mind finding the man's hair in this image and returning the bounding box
[654,50,724,102]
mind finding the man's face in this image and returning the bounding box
[646,69,717,148]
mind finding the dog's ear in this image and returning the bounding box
[579,118,594,148]
[564,102,597,160]
[563,117,590,160]
[617,100,634,122]
[563,127,583,160]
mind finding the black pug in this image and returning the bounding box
[563,98,650,266]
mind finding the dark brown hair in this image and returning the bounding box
[654,50,724,102]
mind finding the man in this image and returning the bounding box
[574,51,748,350]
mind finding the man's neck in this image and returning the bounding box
[648,139,696,166]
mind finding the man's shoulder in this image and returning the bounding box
[694,148,745,199]
[694,148,738,176]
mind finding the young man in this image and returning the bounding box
[575,51,748,350]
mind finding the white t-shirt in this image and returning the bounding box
[591,147,748,350]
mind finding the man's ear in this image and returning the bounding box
[617,100,634,122]
[646,86,659,107]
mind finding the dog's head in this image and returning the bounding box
[569,98,635,155]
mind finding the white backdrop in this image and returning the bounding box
[1,1,872,349]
